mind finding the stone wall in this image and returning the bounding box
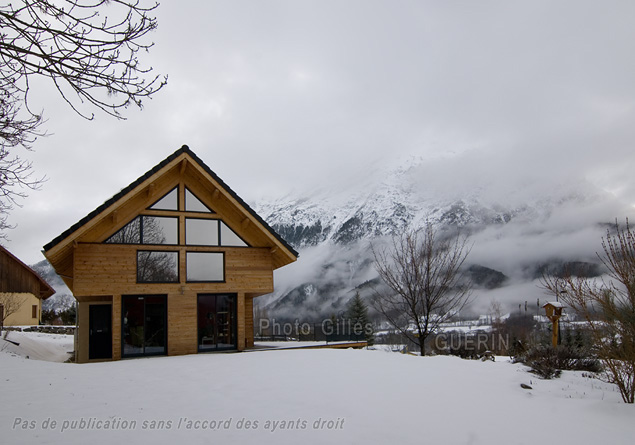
[2,325,75,335]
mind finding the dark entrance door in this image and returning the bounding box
[198,294,237,351]
[122,295,167,357]
[89,304,112,360]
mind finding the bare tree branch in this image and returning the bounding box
[0,293,28,325]
[0,0,166,237]
[540,219,635,403]
[0,0,166,120]
[372,223,473,355]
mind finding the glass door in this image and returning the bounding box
[122,295,167,357]
[198,294,236,351]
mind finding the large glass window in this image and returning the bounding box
[184,218,248,247]
[198,294,236,351]
[137,251,179,283]
[187,252,224,282]
[105,216,177,245]
[122,295,166,357]
[104,186,250,249]
[142,216,178,244]
[185,218,219,246]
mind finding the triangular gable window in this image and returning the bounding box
[220,221,248,247]
[149,187,178,211]
[106,216,141,244]
[185,188,214,213]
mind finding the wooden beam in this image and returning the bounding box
[241,218,250,229]
[147,183,155,198]
[180,159,187,175]
[111,210,118,224]
[271,246,278,254]
[211,188,220,200]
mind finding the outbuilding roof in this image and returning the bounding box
[542,301,565,308]
[0,245,55,299]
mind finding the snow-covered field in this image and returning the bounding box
[1,330,73,362]
[1,332,633,444]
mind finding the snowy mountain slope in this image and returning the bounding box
[255,154,609,248]
[254,154,624,319]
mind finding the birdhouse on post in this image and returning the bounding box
[542,301,564,348]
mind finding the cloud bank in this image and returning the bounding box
[4,0,635,269]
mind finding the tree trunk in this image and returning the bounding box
[418,329,426,356]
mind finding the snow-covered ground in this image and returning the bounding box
[253,340,365,350]
[1,332,633,444]
[1,330,73,362]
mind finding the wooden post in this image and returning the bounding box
[551,317,559,348]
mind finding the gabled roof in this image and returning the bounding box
[43,145,298,274]
[0,245,55,299]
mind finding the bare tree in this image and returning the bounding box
[1,77,45,236]
[0,0,167,235]
[372,223,473,356]
[0,293,28,327]
[0,144,41,237]
[541,219,635,403]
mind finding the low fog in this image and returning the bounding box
[267,177,632,319]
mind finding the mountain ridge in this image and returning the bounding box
[253,154,620,319]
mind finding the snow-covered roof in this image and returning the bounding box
[542,301,565,308]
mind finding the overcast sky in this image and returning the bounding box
[4,0,635,264]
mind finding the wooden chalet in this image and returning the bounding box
[43,146,298,363]
[1,245,55,327]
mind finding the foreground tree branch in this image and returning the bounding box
[541,219,635,403]
[0,0,166,236]
[0,0,166,120]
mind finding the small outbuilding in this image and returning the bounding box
[542,301,565,347]
[43,146,298,363]
[1,246,55,327]
[542,301,564,319]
